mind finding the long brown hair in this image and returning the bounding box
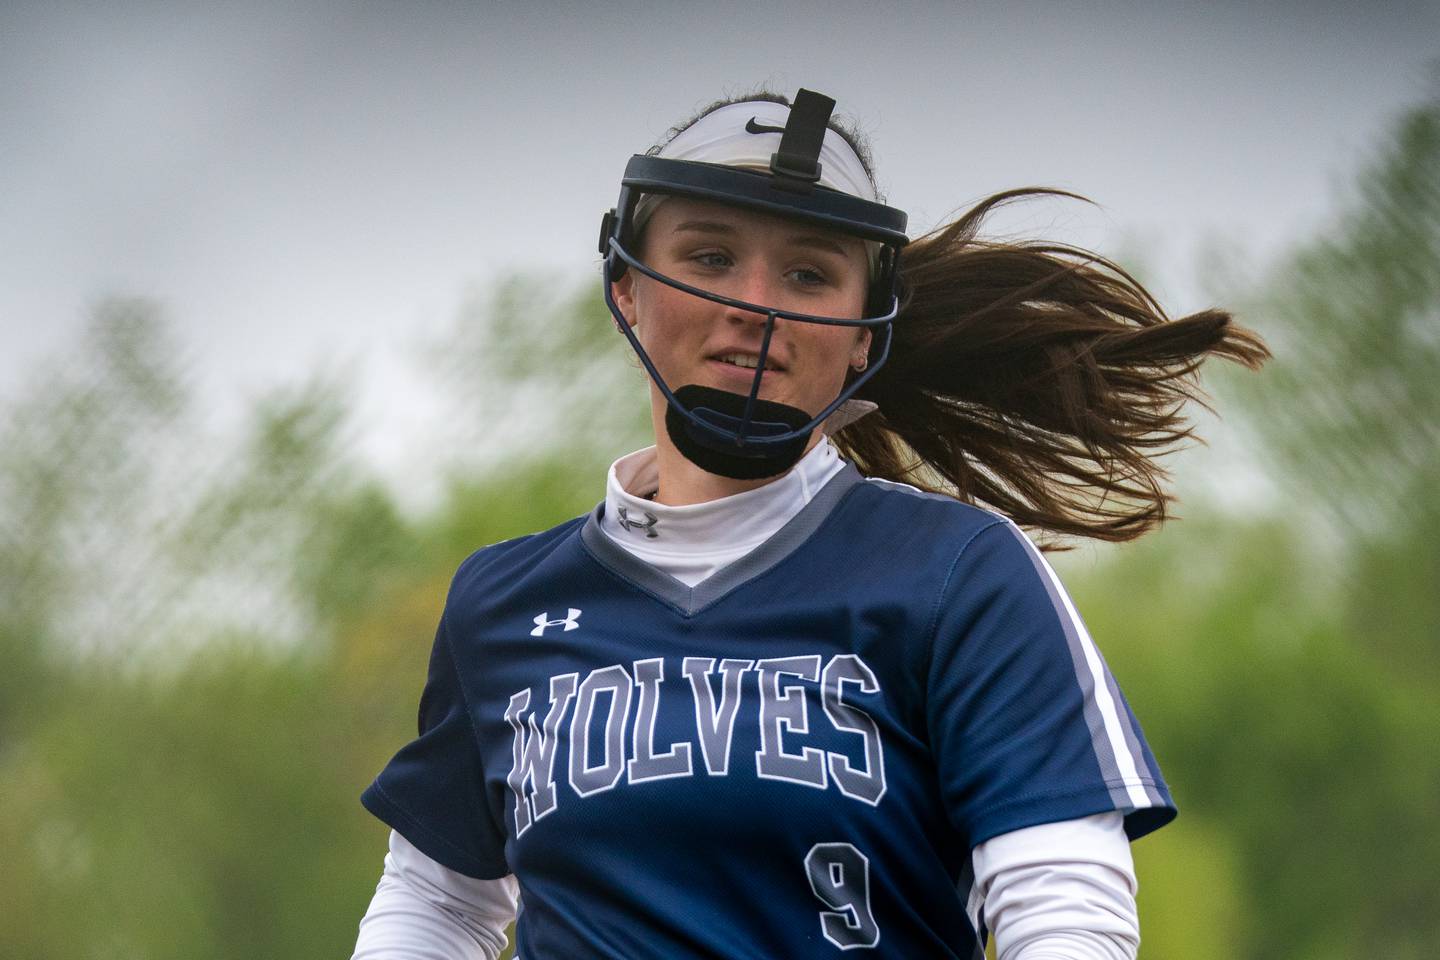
[655,91,1271,549]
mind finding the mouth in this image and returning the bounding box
[710,351,786,373]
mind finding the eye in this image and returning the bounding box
[787,266,829,287]
[692,250,733,269]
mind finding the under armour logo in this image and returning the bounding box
[617,506,659,539]
[531,608,582,636]
[745,117,786,135]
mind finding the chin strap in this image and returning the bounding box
[820,399,879,435]
[665,385,814,481]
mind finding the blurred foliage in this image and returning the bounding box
[426,271,653,474]
[1078,81,1440,960]
[1,87,1436,960]
[1214,78,1440,546]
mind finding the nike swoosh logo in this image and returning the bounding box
[745,117,786,135]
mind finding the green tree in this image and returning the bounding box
[1069,81,1440,960]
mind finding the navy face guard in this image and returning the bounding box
[597,90,909,476]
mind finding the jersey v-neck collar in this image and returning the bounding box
[578,462,864,617]
[601,439,847,586]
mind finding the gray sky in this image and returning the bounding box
[3,0,1437,497]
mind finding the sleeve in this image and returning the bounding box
[351,830,517,960]
[361,605,511,880]
[925,519,1176,848]
[974,813,1139,960]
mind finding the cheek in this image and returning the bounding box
[804,330,865,393]
[630,280,668,335]
[634,286,701,358]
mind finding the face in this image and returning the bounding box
[611,196,872,429]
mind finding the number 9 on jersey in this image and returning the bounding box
[805,842,880,950]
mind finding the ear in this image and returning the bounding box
[611,270,638,330]
[851,327,873,368]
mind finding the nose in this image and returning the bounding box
[722,263,783,326]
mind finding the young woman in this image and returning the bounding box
[352,88,1269,959]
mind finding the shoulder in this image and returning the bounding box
[804,472,1030,616]
[844,474,1013,546]
[842,473,1064,610]
[444,512,591,615]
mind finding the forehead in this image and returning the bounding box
[644,196,866,253]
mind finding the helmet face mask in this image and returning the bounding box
[599,90,909,480]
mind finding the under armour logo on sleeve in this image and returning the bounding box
[531,608,583,636]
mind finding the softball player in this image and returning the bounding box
[351,88,1268,959]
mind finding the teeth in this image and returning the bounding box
[718,353,764,370]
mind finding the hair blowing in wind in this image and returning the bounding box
[835,187,1273,549]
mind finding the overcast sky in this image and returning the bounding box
[3,0,1437,495]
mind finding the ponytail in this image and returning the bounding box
[837,188,1272,549]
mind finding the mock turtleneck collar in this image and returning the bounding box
[601,437,847,587]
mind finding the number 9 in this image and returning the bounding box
[804,842,881,950]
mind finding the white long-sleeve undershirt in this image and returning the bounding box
[353,830,517,960]
[352,439,1140,959]
[975,811,1139,959]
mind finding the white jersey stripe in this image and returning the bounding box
[1101,666,1167,808]
[1001,518,1154,811]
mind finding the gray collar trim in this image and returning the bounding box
[579,462,863,616]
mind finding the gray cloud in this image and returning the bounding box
[2,0,1435,488]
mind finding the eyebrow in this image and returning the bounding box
[672,219,852,257]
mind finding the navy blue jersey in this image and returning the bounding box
[362,464,1174,958]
